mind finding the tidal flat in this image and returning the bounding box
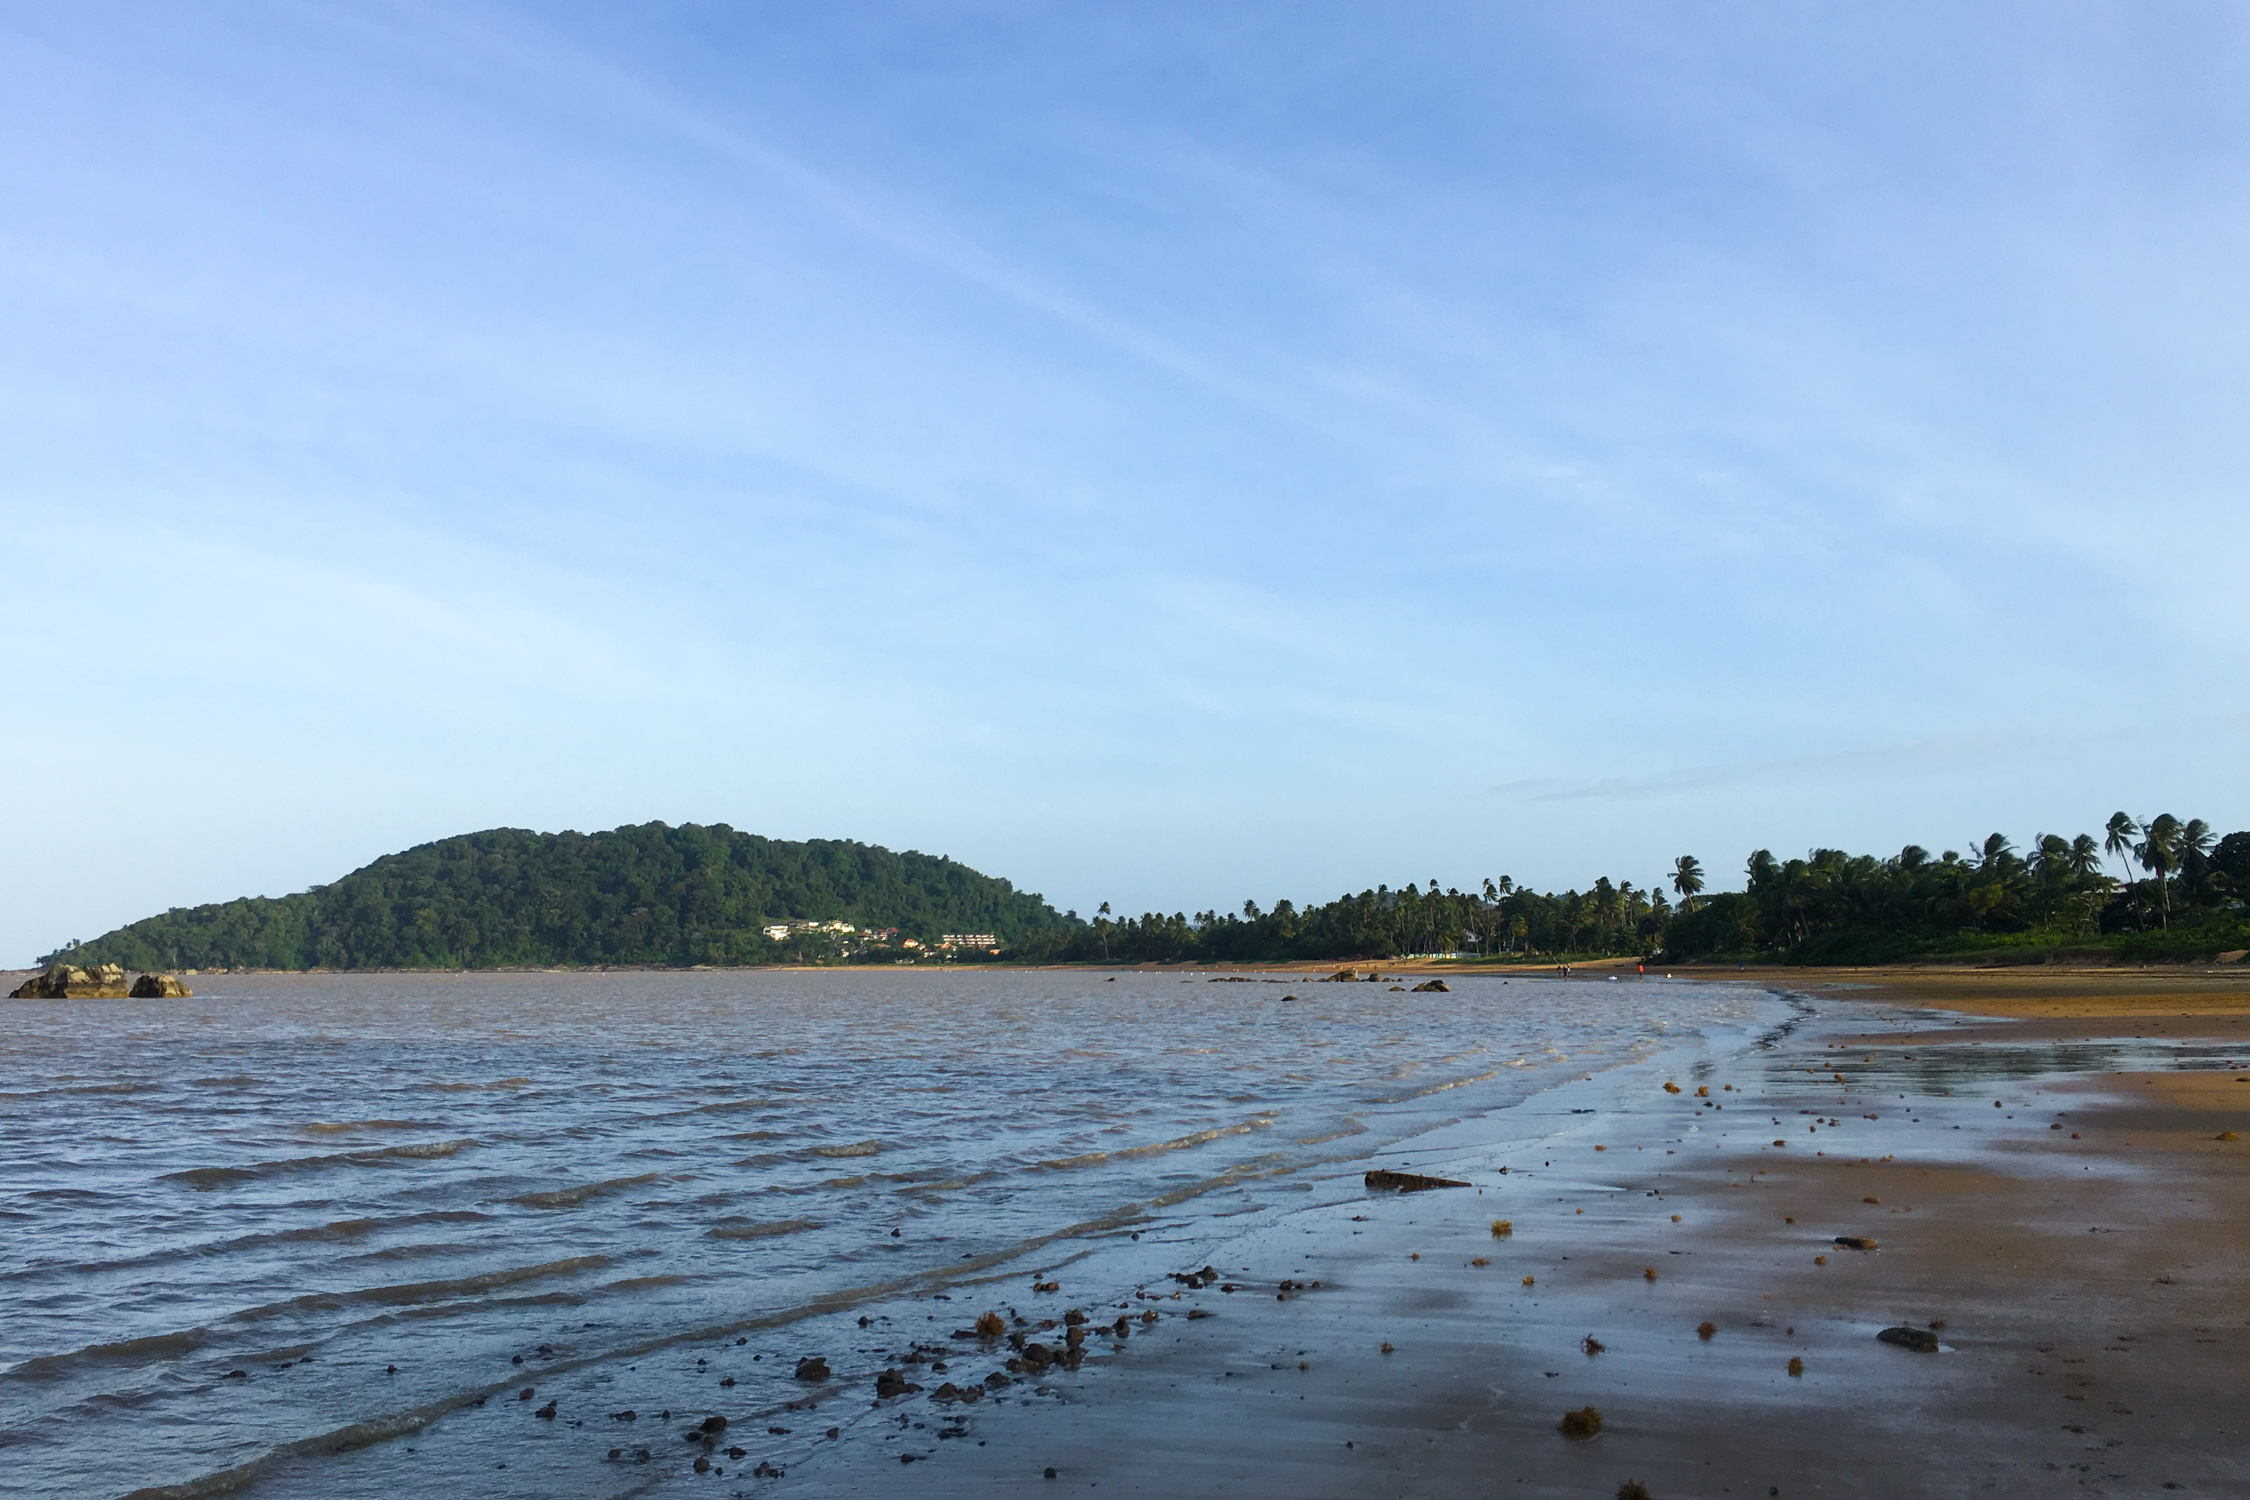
[1,967,2243,1498]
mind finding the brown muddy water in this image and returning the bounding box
[0,969,1780,1497]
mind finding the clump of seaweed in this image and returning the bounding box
[1558,1406,1603,1439]
[1471,1256,1490,1267]
[1618,1482,1652,1500]
[1583,1335,1606,1355]
[1787,1356,1805,1376]
[1696,1321,1716,1340]
[1491,1220,1513,1238]
[1643,1267,1657,1282]
[1522,1275,1536,1286]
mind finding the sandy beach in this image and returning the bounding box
[769,967,2249,1498]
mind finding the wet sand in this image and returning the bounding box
[774,977,2250,1498]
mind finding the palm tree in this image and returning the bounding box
[2138,814,2182,926]
[2181,817,2214,862]
[2064,834,2105,883]
[1671,855,1704,913]
[2179,817,2215,902]
[2104,812,2140,884]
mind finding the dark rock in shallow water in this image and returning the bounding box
[794,1356,829,1381]
[1877,1326,1940,1352]
[11,963,130,999]
[1833,1236,1878,1251]
[130,972,191,998]
[874,1367,920,1397]
[1411,979,1449,993]
[1364,1168,1469,1192]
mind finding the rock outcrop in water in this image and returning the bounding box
[130,973,192,998]
[10,963,131,999]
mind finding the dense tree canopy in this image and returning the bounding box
[1012,812,2250,966]
[1662,815,2250,963]
[47,811,2250,973]
[51,823,1072,969]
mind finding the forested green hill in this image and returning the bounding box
[50,823,1072,969]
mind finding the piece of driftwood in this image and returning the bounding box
[1364,1168,1469,1192]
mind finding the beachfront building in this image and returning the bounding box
[939,933,1000,953]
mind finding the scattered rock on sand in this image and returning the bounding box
[1365,1169,1469,1191]
[1876,1326,1940,1352]
[1557,1406,1602,1439]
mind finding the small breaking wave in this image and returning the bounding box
[6,1326,211,1380]
[1034,1117,1272,1171]
[227,1255,611,1321]
[425,1077,530,1092]
[708,1217,821,1240]
[163,1140,475,1190]
[301,1119,432,1135]
[510,1172,661,1209]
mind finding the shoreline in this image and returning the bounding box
[764,978,2249,1497]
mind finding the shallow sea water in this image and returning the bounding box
[0,969,1769,1498]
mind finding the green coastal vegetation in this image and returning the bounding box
[44,814,2250,973]
[45,824,1070,970]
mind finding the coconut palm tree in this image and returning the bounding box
[2138,814,2182,926]
[1671,855,1704,913]
[2178,818,2215,902]
[2065,834,2106,883]
[2103,812,2140,883]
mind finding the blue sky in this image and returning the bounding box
[5,2,2247,961]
